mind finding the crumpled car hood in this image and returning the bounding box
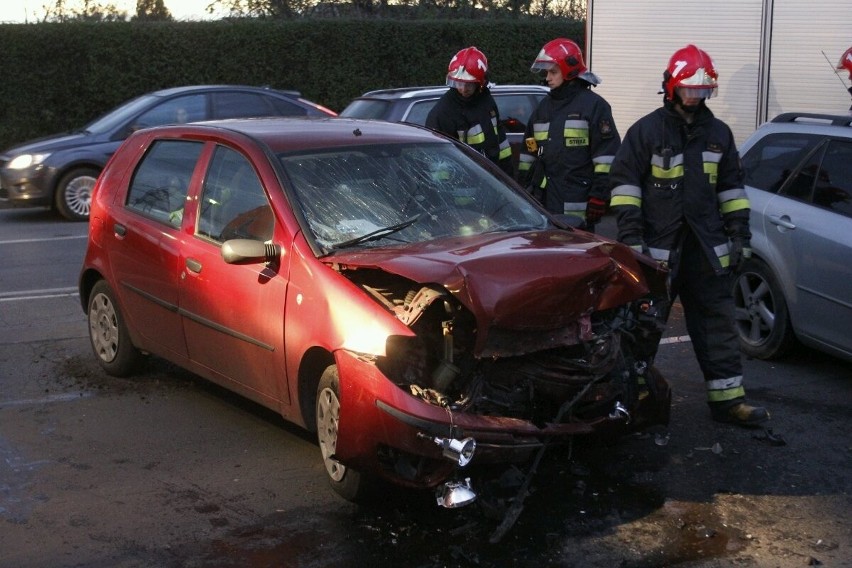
[328,229,649,333]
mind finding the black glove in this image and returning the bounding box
[586,197,607,225]
[622,235,649,256]
[729,237,752,272]
[526,185,544,203]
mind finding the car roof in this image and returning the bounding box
[741,111,852,152]
[148,84,304,99]
[769,112,852,127]
[353,84,549,100]
[142,116,448,153]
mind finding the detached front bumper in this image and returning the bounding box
[332,350,671,487]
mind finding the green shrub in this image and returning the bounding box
[0,19,582,149]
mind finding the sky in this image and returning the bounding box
[0,0,225,22]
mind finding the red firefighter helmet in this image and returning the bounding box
[663,44,719,101]
[837,46,852,79]
[446,47,489,88]
[530,38,600,85]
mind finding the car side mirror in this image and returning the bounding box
[221,239,281,265]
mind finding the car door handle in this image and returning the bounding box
[113,223,126,237]
[769,215,796,230]
[186,258,202,274]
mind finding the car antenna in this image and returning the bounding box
[821,50,850,92]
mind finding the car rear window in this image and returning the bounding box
[213,92,278,119]
[399,99,437,125]
[340,99,393,120]
[269,97,310,116]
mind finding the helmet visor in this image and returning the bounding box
[677,85,718,99]
[446,65,482,88]
[446,77,479,89]
[530,60,556,73]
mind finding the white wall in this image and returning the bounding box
[586,0,851,147]
[766,2,851,120]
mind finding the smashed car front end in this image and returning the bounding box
[326,230,671,494]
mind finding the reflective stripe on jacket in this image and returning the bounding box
[519,81,620,215]
[609,103,750,274]
[425,87,513,177]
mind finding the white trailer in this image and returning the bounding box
[585,0,852,145]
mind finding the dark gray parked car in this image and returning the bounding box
[0,85,336,221]
[340,84,549,176]
[734,112,852,362]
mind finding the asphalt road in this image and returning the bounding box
[1,206,850,568]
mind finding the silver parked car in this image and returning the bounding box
[734,112,852,362]
[339,84,549,177]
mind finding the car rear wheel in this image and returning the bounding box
[732,258,796,359]
[87,280,141,376]
[316,365,370,502]
[55,167,99,221]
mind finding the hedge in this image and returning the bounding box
[0,19,583,149]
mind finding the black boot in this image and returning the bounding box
[711,402,770,427]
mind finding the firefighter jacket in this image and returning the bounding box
[517,80,620,218]
[609,101,751,275]
[426,87,513,177]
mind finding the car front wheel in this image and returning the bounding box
[87,280,141,376]
[316,365,371,502]
[55,167,99,221]
[732,258,796,359]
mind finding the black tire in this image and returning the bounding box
[732,258,796,359]
[316,365,371,503]
[55,167,99,221]
[87,280,141,377]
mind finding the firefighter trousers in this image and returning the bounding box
[670,230,744,399]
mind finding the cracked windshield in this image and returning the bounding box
[280,143,548,251]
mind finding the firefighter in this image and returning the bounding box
[838,46,852,108]
[609,45,769,427]
[426,47,514,177]
[518,38,619,231]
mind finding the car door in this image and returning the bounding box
[178,144,290,407]
[106,138,205,360]
[764,138,852,352]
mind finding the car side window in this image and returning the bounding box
[811,140,852,219]
[267,96,309,117]
[212,92,277,119]
[197,146,274,243]
[494,94,536,133]
[402,100,438,125]
[134,94,206,129]
[126,140,203,227]
[742,132,822,194]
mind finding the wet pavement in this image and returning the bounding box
[2,208,850,567]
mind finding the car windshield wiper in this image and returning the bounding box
[331,215,420,250]
[482,223,544,234]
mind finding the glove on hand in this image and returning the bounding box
[622,235,649,256]
[585,197,607,225]
[526,185,544,203]
[729,237,752,272]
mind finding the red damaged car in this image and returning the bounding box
[79,117,671,509]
